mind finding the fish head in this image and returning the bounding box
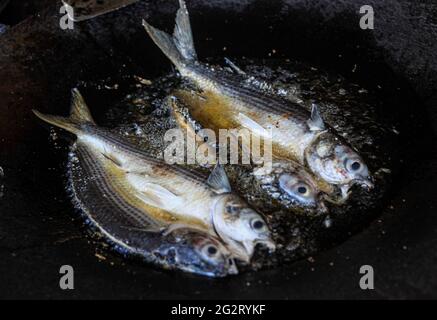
[254,162,329,213]
[278,172,327,213]
[164,229,238,277]
[306,133,373,196]
[212,194,275,262]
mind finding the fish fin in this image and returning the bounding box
[237,113,269,137]
[33,89,95,136]
[307,103,325,131]
[224,57,246,75]
[69,88,95,125]
[207,164,232,194]
[62,0,139,22]
[130,178,182,209]
[173,0,198,61]
[143,0,197,68]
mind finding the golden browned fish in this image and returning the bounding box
[169,95,334,213]
[143,0,373,199]
[70,143,238,277]
[33,89,275,263]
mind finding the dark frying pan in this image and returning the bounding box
[0,0,436,299]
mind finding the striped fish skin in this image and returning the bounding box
[170,94,334,213]
[76,124,273,262]
[33,88,274,263]
[143,0,373,199]
[70,144,237,277]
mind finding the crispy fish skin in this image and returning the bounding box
[70,143,237,277]
[33,89,274,262]
[143,0,373,198]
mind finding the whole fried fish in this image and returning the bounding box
[70,144,237,277]
[33,89,275,262]
[169,95,333,213]
[143,0,373,199]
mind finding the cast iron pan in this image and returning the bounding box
[0,0,436,299]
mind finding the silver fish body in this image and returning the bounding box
[70,143,237,277]
[143,0,373,198]
[170,95,333,213]
[33,89,274,263]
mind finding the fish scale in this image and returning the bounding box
[74,143,165,231]
[189,64,312,118]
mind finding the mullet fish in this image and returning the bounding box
[169,95,333,213]
[33,89,274,263]
[70,144,237,277]
[143,0,373,199]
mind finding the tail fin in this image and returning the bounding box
[33,88,95,136]
[143,0,197,69]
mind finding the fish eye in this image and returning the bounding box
[250,218,267,232]
[297,185,308,195]
[345,158,363,173]
[207,245,218,256]
[351,161,361,171]
[252,220,264,230]
[279,175,314,200]
[203,244,219,258]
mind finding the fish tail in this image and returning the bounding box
[143,0,197,69]
[33,88,95,136]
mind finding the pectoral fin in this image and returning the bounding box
[127,174,182,209]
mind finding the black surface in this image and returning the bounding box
[0,0,436,299]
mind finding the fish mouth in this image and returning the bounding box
[226,258,239,275]
[358,176,374,189]
[254,238,276,252]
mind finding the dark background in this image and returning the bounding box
[0,0,436,299]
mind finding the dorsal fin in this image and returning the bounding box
[207,164,232,194]
[70,88,95,124]
[173,0,197,62]
[307,103,325,131]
